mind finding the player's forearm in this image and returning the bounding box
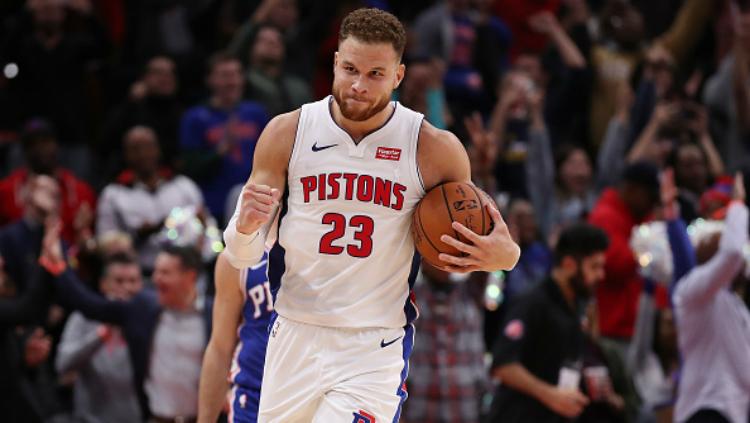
[494,363,556,406]
[198,343,233,423]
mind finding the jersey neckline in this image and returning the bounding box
[326,95,398,156]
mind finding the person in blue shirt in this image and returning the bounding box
[198,250,272,423]
[180,52,269,222]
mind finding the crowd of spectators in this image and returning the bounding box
[1,0,749,422]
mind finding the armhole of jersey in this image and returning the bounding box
[412,116,427,196]
[286,106,306,180]
[276,107,303,243]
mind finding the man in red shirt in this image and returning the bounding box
[0,119,95,243]
[588,162,660,343]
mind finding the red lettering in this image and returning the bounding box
[318,174,326,201]
[301,176,317,203]
[356,175,374,202]
[327,173,341,200]
[342,173,357,200]
[392,183,406,210]
[373,178,392,208]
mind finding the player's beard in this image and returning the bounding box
[332,86,391,122]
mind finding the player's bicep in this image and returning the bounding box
[208,252,244,353]
[417,122,471,191]
[246,110,299,191]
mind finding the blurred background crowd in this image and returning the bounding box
[1,0,750,422]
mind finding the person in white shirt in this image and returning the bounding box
[97,126,204,273]
[671,173,750,423]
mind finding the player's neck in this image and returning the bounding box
[331,100,394,144]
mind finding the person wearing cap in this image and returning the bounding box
[588,161,662,348]
[0,118,95,244]
[665,172,750,423]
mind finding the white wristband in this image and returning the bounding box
[223,224,266,269]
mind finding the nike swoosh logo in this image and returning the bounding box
[312,141,338,152]
[380,336,402,348]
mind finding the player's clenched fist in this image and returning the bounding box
[236,183,281,235]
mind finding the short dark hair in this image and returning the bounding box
[621,160,660,200]
[160,245,202,273]
[554,223,609,265]
[339,8,406,59]
[207,51,241,74]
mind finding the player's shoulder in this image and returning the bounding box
[417,120,470,189]
[418,120,463,153]
[253,109,302,169]
[262,109,301,138]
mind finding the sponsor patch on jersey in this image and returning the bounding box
[375,147,401,161]
[352,409,376,423]
[504,319,524,340]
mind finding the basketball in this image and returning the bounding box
[412,182,494,267]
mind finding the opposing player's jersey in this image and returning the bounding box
[230,252,272,393]
[269,96,424,329]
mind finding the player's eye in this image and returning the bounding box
[344,66,356,73]
[370,71,383,77]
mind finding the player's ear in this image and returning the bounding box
[333,52,339,71]
[393,63,406,90]
[394,62,405,90]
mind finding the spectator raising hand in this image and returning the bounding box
[527,10,586,69]
[660,168,678,220]
[465,112,498,193]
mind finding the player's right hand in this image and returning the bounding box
[236,183,281,235]
[544,388,589,419]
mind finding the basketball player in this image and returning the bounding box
[223,8,520,422]
[198,251,273,423]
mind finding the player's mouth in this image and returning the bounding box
[346,96,369,104]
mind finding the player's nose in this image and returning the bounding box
[351,77,367,94]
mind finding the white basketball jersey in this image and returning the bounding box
[268,96,425,329]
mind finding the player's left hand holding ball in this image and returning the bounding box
[438,192,520,273]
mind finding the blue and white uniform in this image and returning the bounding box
[256,96,425,423]
[228,252,273,423]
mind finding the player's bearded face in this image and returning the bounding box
[332,84,392,122]
[333,38,402,122]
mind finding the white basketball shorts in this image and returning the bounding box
[257,314,414,423]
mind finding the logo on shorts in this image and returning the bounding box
[271,320,281,338]
[352,409,376,423]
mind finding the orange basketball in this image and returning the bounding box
[411,182,494,267]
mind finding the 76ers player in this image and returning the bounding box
[223,8,520,423]
[198,251,273,423]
